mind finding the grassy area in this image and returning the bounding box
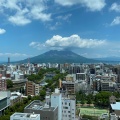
[78,107,108,117]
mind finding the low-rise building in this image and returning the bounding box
[24,100,58,120]
[110,102,120,116]
[10,112,40,120]
[10,92,22,106]
[110,113,118,120]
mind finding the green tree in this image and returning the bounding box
[7,79,13,88]
[40,90,46,100]
[94,91,112,107]
[81,100,85,105]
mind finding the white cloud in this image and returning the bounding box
[8,15,31,26]
[110,3,120,12]
[46,35,106,48]
[0,28,6,34]
[29,42,37,47]
[111,16,120,26]
[0,0,51,26]
[29,34,106,50]
[30,5,51,22]
[49,22,61,30]
[55,0,106,11]
[29,42,46,50]
[49,14,72,30]
[56,14,72,21]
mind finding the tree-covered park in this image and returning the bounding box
[76,90,120,107]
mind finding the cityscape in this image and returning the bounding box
[0,0,120,120]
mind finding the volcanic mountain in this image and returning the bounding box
[17,50,97,63]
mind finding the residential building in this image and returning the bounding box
[26,81,39,96]
[101,81,116,91]
[10,112,40,120]
[61,81,75,94]
[76,73,86,81]
[0,74,7,91]
[26,81,35,96]
[51,88,62,120]
[62,96,76,120]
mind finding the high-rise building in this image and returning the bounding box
[8,57,10,66]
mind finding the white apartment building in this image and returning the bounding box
[62,97,76,120]
[51,88,62,120]
[51,88,76,120]
[10,112,40,120]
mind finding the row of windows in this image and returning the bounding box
[62,102,71,106]
[62,114,71,117]
[62,110,70,113]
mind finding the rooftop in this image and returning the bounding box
[11,112,40,119]
[51,93,61,96]
[25,100,56,111]
[0,96,7,101]
[11,91,21,96]
[111,102,120,110]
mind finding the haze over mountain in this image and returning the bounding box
[17,50,98,64]
[94,56,120,62]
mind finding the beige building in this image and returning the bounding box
[26,81,39,96]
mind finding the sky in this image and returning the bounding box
[0,0,120,61]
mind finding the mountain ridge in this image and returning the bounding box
[16,50,98,64]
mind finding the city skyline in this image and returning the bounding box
[0,0,120,61]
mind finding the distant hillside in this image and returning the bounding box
[16,50,98,64]
[94,56,120,62]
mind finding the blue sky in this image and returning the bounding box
[0,0,120,61]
